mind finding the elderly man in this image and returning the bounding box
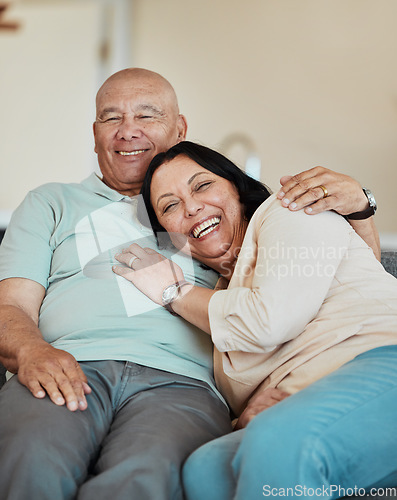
[0,68,379,500]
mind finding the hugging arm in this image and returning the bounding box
[277,166,380,260]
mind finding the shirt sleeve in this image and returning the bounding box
[208,200,352,353]
[0,189,56,289]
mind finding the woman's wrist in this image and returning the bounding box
[168,282,195,313]
[170,285,216,334]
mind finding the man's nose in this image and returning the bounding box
[116,117,142,140]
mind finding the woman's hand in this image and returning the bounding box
[234,387,290,430]
[113,243,185,304]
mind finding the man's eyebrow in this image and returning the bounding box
[156,172,209,207]
[97,107,120,119]
[137,104,165,116]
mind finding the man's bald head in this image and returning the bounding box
[95,68,181,118]
[93,68,187,196]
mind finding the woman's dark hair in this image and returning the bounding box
[137,141,272,240]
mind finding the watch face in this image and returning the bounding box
[162,284,178,304]
[368,192,376,208]
[363,188,377,210]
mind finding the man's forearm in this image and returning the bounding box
[348,217,381,261]
[0,304,46,373]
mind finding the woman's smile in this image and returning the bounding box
[189,216,221,239]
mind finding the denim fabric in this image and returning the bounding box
[183,346,397,499]
[0,361,231,500]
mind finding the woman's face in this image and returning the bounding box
[150,155,248,275]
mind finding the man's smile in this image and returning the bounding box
[117,149,148,156]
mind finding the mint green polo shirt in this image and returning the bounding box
[0,174,223,398]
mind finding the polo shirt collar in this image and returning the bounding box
[81,173,137,202]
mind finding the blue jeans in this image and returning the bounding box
[0,361,231,500]
[183,346,397,499]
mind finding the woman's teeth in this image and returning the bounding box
[192,217,220,239]
[118,150,146,156]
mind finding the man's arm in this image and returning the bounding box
[276,166,381,260]
[0,278,91,411]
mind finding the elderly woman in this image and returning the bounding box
[113,141,397,499]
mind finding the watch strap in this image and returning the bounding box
[346,188,377,220]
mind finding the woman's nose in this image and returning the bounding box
[185,198,204,217]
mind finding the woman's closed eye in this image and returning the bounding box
[163,200,179,214]
[194,181,213,192]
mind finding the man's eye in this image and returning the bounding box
[139,115,153,120]
[105,117,121,122]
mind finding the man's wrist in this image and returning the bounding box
[346,188,377,220]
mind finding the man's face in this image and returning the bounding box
[93,72,187,196]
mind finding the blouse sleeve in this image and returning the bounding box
[208,199,352,353]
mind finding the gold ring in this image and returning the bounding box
[128,255,139,268]
[318,185,328,198]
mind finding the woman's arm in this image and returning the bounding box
[113,199,352,353]
[112,243,216,333]
[207,199,352,353]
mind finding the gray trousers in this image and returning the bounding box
[0,361,232,500]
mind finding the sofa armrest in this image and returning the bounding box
[381,251,397,278]
[0,362,6,389]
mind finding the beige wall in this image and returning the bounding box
[0,1,101,220]
[0,0,132,228]
[132,0,397,241]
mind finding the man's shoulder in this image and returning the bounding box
[26,176,95,202]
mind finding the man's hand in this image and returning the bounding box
[0,278,91,412]
[235,387,290,430]
[17,342,91,411]
[277,166,369,216]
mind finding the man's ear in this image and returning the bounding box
[93,122,98,154]
[177,114,188,142]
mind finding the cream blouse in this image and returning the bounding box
[209,194,397,416]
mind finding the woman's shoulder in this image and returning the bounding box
[250,193,347,227]
[246,194,353,247]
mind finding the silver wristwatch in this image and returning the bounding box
[162,280,191,315]
[346,188,377,220]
